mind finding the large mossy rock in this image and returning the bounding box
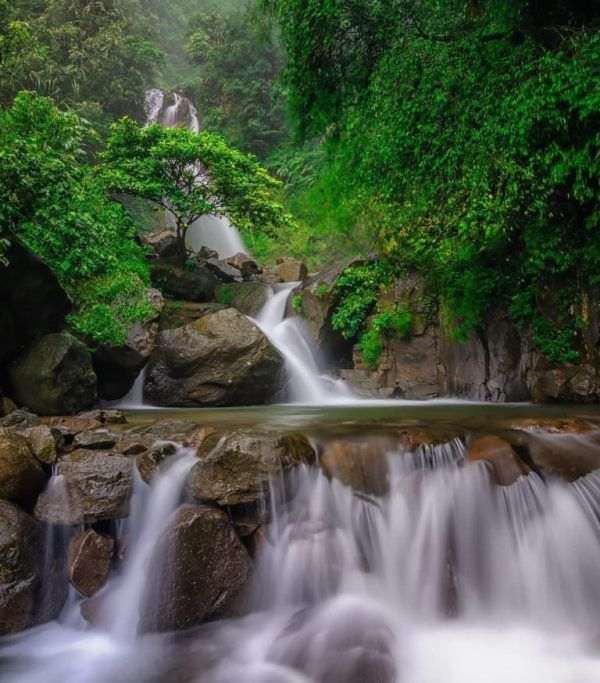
[188,429,315,506]
[34,449,133,524]
[10,333,97,416]
[142,504,251,632]
[0,501,42,636]
[145,308,285,407]
[151,258,220,302]
[158,301,227,331]
[0,430,46,507]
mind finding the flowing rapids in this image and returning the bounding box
[3,435,600,682]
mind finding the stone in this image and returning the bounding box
[204,257,242,283]
[68,530,114,598]
[188,430,315,506]
[46,416,102,440]
[0,409,40,430]
[145,308,285,407]
[34,450,133,524]
[197,246,219,260]
[151,258,220,302]
[0,396,17,418]
[141,504,251,632]
[215,282,271,317]
[320,438,392,496]
[78,409,127,425]
[136,441,179,484]
[276,257,308,283]
[467,435,529,486]
[0,430,46,507]
[522,430,600,482]
[21,425,61,465]
[227,253,262,280]
[73,429,118,450]
[9,333,97,416]
[0,501,42,636]
[159,301,227,331]
[140,229,179,259]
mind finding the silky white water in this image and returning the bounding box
[255,284,353,403]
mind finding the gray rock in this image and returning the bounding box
[0,501,42,636]
[145,308,285,407]
[73,429,118,450]
[151,259,220,302]
[34,450,133,524]
[10,333,97,416]
[215,282,271,317]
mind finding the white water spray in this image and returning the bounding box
[255,284,353,403]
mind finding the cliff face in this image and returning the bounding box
[335,275,600,403]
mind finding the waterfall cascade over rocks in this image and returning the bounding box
[4,425,600,682]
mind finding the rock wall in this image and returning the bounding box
[312,270,600,403]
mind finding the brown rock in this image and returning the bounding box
[136,441,179,484]
[21,425,61,465]
[320,438,391,497]
[226,253,262,280]
[188,430,315,506]
[275,257,308,283]
[0,430,46,507]
[142,504,251,632]
[467,435,529,486]
[46,416,102,439]
[68,530,114,598]
[78,409,127,425]
[0,409,41,430]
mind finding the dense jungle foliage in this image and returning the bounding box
[1,0,599,365]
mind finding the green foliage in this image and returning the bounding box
[0,0,162,119]
[216,284,235,306]
[359,307,412,370]
[0,92,153,345]
[331,261,394,341]
[186,3,287,159]
[291,294,303,314]
[268,0,600,365]
[102,118,295,260]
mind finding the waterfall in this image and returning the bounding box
[4,435,600,682]
[144,88,247,259]
[100,447,197,639]
[254,284,354,403]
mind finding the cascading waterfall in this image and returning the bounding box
[4,436,600,681]
[144,88,247,259]
[255,283,354,403]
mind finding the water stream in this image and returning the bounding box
[3,414,600,682]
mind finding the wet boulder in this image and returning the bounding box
[227,253,262,280]
[215,282,271,317]
[467,435,529,486]
[145,308,285,407]
[151,258,220,302]
[320,438,393,497]
[159,301,227,331]
[21,425,61,465]
[68,529,114,598]
[136,441,178,484]
[9,333,97,416]
[188,430,315,506]
[0,501,42,636]
[142,504,251,632]
[0,430,46,507]
[34,450,133,524]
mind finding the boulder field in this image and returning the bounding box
[0,407,599,637]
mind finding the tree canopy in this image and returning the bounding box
[102,118,294,260]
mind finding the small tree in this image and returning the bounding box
[102,118,294,261]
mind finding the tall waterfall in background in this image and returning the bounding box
[144,89,248,259]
